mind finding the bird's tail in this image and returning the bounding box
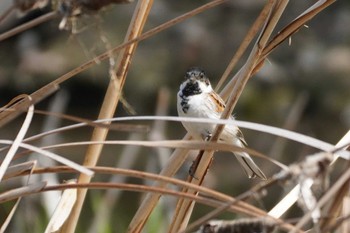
[234,152,266,180]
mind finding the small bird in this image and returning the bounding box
[177,67,266,179]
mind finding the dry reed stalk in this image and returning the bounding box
[86,88,170,233]
[59,1,154,232]
[215,0,275,92]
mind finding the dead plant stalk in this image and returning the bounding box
[60,1,154,232]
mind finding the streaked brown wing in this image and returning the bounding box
[209,91,226,113]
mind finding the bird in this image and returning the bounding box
[177,67,266,179]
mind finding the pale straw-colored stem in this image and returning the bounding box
[60,1,154,232]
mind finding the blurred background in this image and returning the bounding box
[0,0,349,232]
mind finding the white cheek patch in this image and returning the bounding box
[198,81,212,93]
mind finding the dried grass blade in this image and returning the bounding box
[2,161,35,180]
[45,180,77,233]
[39,139,285,168]
[26,115,348,155]
[0,181,47,203]
[0,99,34,181]
[0,140,93,176]
[20,115,148,146]
[113,116,344,151]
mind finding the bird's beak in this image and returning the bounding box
[189,77,196,83]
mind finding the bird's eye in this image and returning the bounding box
[205,79,210,86]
